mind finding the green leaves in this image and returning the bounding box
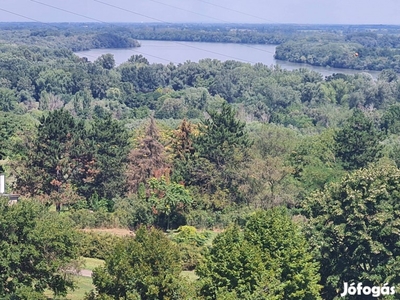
[14,110,130,208]
[0,199,80,298]
[90,226,191,300]
[197,207,322,300]
[189,102,252,203]
[303,163,400,299]
[335,109,383,170]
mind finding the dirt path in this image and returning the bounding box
[80,228,134,236]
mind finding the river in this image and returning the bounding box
[75,40,381,79]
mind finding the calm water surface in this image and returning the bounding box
[75,40,381,79]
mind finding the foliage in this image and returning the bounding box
[0,198,80,298]
[197,207,322,299]
[170,226,211,271]
[78,231,123,260]
[13,109,91,211]
[275,36,400,72]
[302,163,400,299]
[170,119,196,183]
[89,226,193,299]
[147,176,192,230]
[290,129,345,195]
[381,104,400,134]
[244,208,322,299]
[195,102,252,169]
[334,109,383,170]
[197,225,271,299]
[189,102,252,204]
[84,113,130,201]
[126,117,170,194]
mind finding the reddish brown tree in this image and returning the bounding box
[126,117,170,194]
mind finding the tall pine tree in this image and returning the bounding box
[14,109,90,210]
[191,102,252,202]
[126,117,170,194]
[86,113,130,201]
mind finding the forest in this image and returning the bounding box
[1,23,400,299]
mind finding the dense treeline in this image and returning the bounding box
[3,25,400,299]
[275,31,400,71]
[0,24,140,51]
[3,23,400,72]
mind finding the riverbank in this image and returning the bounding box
[75,40,382,79]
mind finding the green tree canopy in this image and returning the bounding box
[302,163,400,299]
[191,102,252,203]
[197,207,321,299]
[0,199,80,299]
[14,109,89,210]
[89,226,192,300]
[86,113,130,201]
[195,102,252,169]
[196,225,272,299]
[334,109,383,170]
[244,208,322,299]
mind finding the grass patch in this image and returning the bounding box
[82,257,105,271]
[181,270,199,282]
[44,276,94,299]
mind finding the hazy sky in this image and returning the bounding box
[0,0,399,25]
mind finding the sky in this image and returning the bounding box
[0,0,399,25]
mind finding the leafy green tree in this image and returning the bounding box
[197,208,321,300]
[95,54,116,70]
[196,225,271,299]
[334,109,383,170]
[244,208,322,300]
[0,112,32,164]
[0,87,17,112]
[302,163,400,299]
[147,176,192,229]
[0,199,80,298]
[36,69,73,96]
[290,129,344,193]
[89,226,192,300]
[73,89,93,118]
[127,54,149,65]
[381,104,400,134]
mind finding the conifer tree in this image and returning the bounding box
[14,109,90,210]
[195,102,251,169]
[126,117,170,194]
[170,119,196,183]
[86,113,130,201]
[191,102,252,201]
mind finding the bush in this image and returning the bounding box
[169,226,211,271]
[68,209,123,229]
[78,231,123,260]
